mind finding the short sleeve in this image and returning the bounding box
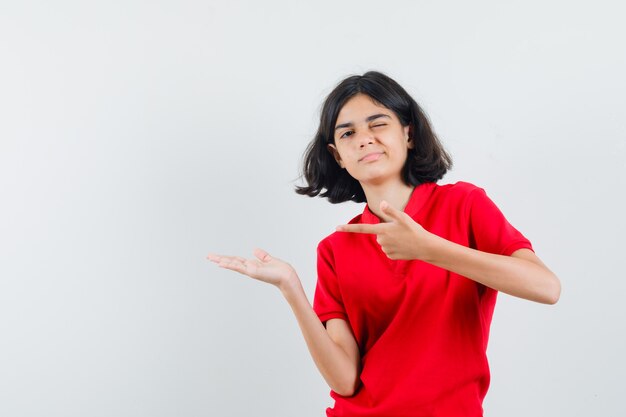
[467,187,534,256]
[313,239,348,324]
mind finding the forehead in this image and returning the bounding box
[335,94,396,124]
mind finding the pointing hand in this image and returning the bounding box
[336,200,437,261]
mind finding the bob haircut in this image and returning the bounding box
[296,71,452,204]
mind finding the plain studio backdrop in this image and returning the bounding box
[1,1,624,416]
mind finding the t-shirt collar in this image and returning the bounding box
[361,182,437,224]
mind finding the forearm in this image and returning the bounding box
[207,250,359,394]
[279,277,360,396]
[423,237,560,304]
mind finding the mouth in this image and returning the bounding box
[359,152,384,162]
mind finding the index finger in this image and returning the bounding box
[336,223,383,234]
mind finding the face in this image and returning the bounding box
[328,93,412,187]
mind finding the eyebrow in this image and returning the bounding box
[334,113,391,131]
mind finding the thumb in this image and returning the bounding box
[380,200,405,222]
[254,248,272,262]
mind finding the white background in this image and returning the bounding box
[1,1,625,416]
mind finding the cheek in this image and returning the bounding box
[336,145,354,161]
[389,141,409,158]
[393,148,411,168]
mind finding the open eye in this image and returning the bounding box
[339,130,354,139]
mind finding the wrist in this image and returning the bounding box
[419,231,448,263]
[278,271,303,297]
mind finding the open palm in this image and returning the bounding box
[207,248,296,288]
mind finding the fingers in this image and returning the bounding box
[336,223,383,234]
[380,200,405,222]
[206,253,247,266]
[335,202,406,234]
[208,249,273,268]
[217,258,251,275]
[253,248,272,262]
[207,253,250,275]
[207,253,253,274]
[206,253,220,263]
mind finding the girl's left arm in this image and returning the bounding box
[337,201,561,305]
[422,241,560,304]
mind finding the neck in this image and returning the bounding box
[361,180,415,222]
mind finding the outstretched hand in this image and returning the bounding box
[336,200,437,260]
[207,248,298,290]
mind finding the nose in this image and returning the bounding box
[355,129,375,148]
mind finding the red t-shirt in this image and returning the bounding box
[313,181,533,417]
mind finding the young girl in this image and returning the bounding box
[207,71,560,417]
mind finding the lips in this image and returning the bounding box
[359,152,384,162]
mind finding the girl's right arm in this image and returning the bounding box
[207,249,361,397]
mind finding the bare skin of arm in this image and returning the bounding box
[208,201,559,395]
[207,249,361,396]
[337,201,561,304]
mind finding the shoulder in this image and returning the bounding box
[417,181,493,223]
[436,180,484,195]
[430,181,486,205]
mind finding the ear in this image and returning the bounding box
[327,144,345,168]
[404,125,414,149]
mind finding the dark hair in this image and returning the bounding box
[295,71,452,204]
